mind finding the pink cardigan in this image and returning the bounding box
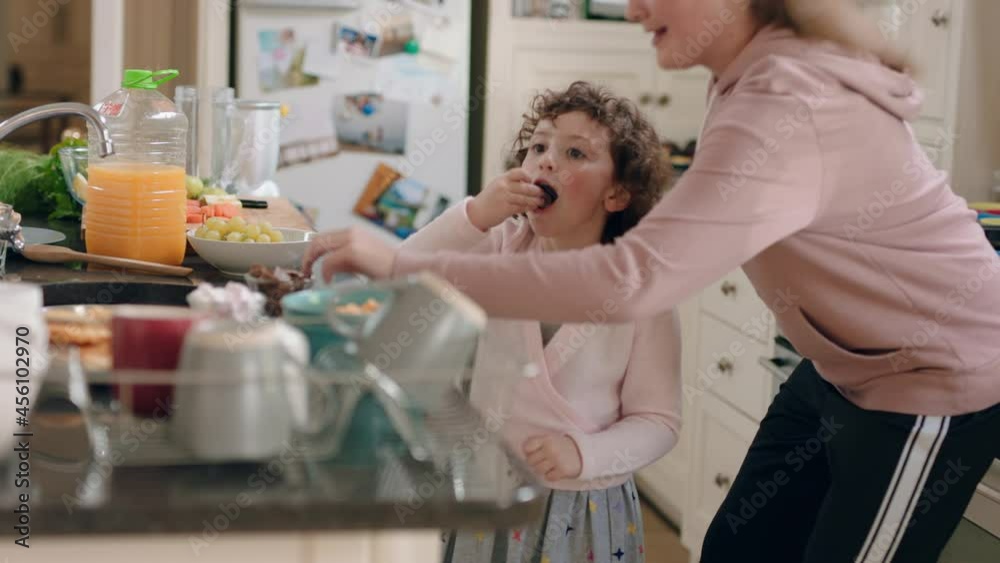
[395,27,1000,417]
[400,199,682,490]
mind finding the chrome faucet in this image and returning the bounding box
[0,103,114,276]
[0,102,114,156]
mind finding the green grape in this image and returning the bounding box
[246,224,262,239]
[256,234,272,244]
[226,232,246,243]
[259,221,274,235]
[205,218,227,232]
[229,217,248,231]
[194,226,209,238]
[269,230,285,243]
[203,230,223,241]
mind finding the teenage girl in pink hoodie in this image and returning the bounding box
[305,1,1000,561]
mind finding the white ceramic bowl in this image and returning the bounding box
[187,227,316,276]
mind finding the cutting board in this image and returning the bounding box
[183,197,316,257]
[239,197,316,231]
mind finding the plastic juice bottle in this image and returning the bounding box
[86,69,189,266]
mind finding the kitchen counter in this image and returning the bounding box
[0,385,544,536]
[0,215,547,543]
[2,216,253,287]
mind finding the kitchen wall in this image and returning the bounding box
[122,0,199,98]
[3,0,92,103]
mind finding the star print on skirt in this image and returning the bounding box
[443,478,645,562]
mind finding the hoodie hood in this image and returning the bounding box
[714,26,923,122]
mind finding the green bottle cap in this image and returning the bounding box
[403,40,420,54]
[122,69,180,89]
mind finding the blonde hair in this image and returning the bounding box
[751,0,911,72]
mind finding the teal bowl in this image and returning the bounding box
[281,289,346,361]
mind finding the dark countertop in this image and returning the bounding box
[0,217,547,535]
[2,217,234,287]
[0,387,545,535]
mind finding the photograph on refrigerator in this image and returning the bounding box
[353,163,450,239]
[334,23,381,58]
[333,93,408,155]
[257,28,320,92]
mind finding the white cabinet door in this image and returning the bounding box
[898,0,956,125]
[510,47,657,125]
[636,297,701,524]
[695,315,772,423]
[653,66,711,146]
[682,394,757,561]
[700,269,771,343]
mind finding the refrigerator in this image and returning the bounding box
[234,0,472,245]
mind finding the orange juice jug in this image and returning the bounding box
[86,69,189,266]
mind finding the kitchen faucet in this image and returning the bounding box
[0,102,114,155]
[0,103,114,276]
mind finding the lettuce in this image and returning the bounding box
[0,138,85,221]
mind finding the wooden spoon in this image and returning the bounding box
[21,245,192,277]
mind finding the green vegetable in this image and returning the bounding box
[0,138,85,221]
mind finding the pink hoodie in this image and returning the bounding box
[395,27,1000,416]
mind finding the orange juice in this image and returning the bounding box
[84,163,188,266]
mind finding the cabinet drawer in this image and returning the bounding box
[700,269,770,341]
[696,315,772,422]
[683,394,757,559]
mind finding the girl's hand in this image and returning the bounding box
[523,434,583,481]
[302,227,397,283]
[467,169,547,232]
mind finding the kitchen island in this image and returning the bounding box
[0,213,545,562]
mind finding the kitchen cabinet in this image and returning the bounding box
[681,393,757,559]
[890,0,1000,202]
[635,297,700,525]
[680,267,776,561]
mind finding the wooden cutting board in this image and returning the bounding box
[239,197,316,231]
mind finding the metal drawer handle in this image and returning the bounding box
[716,358,734,374]
[931,9,950,27]
[720,281,737,296]
[639,93,652,106]
[714,473,732,489]
[657,94,672,107]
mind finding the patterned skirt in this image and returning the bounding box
[444,478,645,563]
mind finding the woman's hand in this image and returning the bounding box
[302,227,397,283]
[523,434,583,481]
[466,169,547,232]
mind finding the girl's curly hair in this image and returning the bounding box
[506,81,671,244]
